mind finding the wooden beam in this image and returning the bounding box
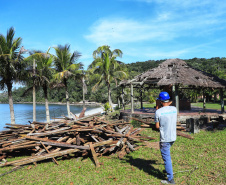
[131,83,134,113]
[177,131,194,140]
[172,85,179,113]
[121,86,125,110]
[140,87,143,109]
[203,89,206,111]
[40,141,59,165]
[89,142,100,168]
[220,88,225,113]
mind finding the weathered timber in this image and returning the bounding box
[131,117,155,128]
[35,136,69,156]
[1,148,80,167]
[25,136,76,145]
[3,141,36,148]
[40,142,89,150]
[28,127,71,136]
[0,143,41,152]
[40,141,59,165]
[1,139,114,167]
[89,142,100,168]
[177,131,194,139]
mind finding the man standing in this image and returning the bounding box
[155,92,177,184]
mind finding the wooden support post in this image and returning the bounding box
[131,83,134,113]
[172,85,179,113]
[214,92,217,103]
[140,87,143,109]
[220,88,225,113]
[121,86,125,110]
[203,89,206,111]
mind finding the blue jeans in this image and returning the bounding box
[160,142,174,181]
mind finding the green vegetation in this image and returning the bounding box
[191,102,226,110]
[1,27,226,123]
[53,44,83,117]
[88,45,125,110]
[1,56,224,105]
[0,129,225,185]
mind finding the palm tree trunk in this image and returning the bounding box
[65,79,71,118]
[82,77,86,109]
[7,82,15,124]
[43,86,50,123]
[33,59,36,121]
[107,82,113,111]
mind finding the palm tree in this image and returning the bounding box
[0,27,26,124]
[53,44,82,118]
[24,49,54,123]
[88,45,125,110]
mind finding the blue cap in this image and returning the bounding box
[157,92,170,101]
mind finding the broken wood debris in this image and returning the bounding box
[0,115,156,168]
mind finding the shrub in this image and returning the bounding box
[149,96,155,104]
[104,102,111,112]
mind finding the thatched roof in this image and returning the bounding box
[120,58,226,88]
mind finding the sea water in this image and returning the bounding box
[0,103,99,131]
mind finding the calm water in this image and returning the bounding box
[0,103,97,131]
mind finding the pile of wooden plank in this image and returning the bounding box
[0,115,156,168]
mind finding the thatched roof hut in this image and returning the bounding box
[120,58,226,88]
[119,58,226,113]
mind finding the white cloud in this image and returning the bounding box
[85,10,226,46]
[85,0,226,61]
[85,18,176,45]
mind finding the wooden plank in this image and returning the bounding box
[131,117,155,128]
[89,142,100,168]
[2,139,114,167]
[0,143,41,152]
[40,141,59,165]
[177,131,194,139]
[40,142,89,150]
[2,148,80,166]
[35,136,69,156]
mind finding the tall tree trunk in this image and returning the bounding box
[65,79,71,118]
[43,86,50,123]
[82,77,86,109]
[107,82,113,111]
[7,82,15,124]
[33,59,36,121]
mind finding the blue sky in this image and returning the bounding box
[1,0,226,72]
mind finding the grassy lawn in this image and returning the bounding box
[0,129,225,185]
[128,102,225,110]
[191,102,226,110]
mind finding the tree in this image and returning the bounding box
[88,45,125,110]
[53,44,82,118]
[24,49,54,123]
[0,27,26,124]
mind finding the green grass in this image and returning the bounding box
[0,129,225,184]
[124,103,155,110]
[128,102,225,111]
[191,102,226,110]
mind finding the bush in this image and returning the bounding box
[149,96,155,104]
[104,102,111,112]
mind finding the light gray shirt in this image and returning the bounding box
[154,106,177,142]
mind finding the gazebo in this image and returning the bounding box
[119,58,226,121]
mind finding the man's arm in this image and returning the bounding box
[155,122,160,129]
